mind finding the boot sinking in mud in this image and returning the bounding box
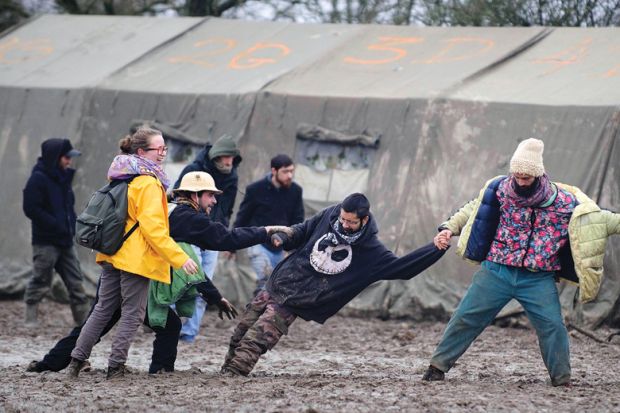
[67,358,88,379]
[422,365,445,381]
[220,365,245,377]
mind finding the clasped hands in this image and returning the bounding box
[433,229,452,250]
[265,225,293,248]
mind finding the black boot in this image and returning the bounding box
[106,364,126,380]
[26,360,44,373]
[70,302,90,326]
[422,365,445,381]
[220,365,244,377]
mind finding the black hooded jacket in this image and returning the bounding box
[169,203,268,303]
[266,204,446,324]
[23,138,77,247]
[173,145,241,227]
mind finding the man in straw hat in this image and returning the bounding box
[422,138,620,387]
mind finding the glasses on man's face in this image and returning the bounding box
[144,146,168,155]
[339,216,361,227]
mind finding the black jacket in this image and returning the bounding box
[23,139,77,248]
[234,174,304,251]
[266,204,446,324]
[173,145,241,227]
[169,203,268,303]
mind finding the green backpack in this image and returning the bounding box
[75,177,139,255]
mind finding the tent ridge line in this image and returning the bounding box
[92,16,209,90]
[435,27,555,100]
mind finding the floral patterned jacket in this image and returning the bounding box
[441,176,620,302]
[486,178,577,271]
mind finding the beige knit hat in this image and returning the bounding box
[509,138,545,177]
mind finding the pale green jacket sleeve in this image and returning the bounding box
[440,199,477,237]
[605,210,620,235]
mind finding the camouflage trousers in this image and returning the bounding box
[223,290,296,375]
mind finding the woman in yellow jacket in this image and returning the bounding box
[68,127,198,380]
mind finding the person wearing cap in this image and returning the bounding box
[25,171,291,375]
[22,138,90,328]
[422,138,620,387]
[172,134,242,343]
[233,154,305,296]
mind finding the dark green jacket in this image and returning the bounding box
[147,242,205,328]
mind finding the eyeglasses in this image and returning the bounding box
[339,216,361,226]
[144,146,168,154]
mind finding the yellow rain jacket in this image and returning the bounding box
[96,175,188,284]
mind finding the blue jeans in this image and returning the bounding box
[248,244,284,294]
[430,260,571,385]
[179,248,218,341]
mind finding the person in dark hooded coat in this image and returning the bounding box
[221,193,446,376]
[22,138,89,327]
[172,134,242,342]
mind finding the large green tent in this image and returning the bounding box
[1,15,618,327]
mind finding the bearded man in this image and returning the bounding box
[221,192,446,376]
[233,154,304,295]
[422,138,620,387]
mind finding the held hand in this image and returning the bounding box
[217,298,239,320]
[182,258,199,274]
[265,225,294,237]
[433,229,453,250]
[271,233,284,248]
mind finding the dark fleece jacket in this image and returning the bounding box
[173,145,241,227]
[169,203,268,303]
[23,138,77,247]
[233,174,304,252]
[266,204,446,324]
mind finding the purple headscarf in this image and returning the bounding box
[107,154,170,190]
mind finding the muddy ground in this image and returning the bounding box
[2,299,620,412]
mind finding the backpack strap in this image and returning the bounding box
[122,222,140,242]
[112,175,140,242]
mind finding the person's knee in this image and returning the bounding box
[168,313,182,335]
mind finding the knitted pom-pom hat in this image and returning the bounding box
[509,138,545,177]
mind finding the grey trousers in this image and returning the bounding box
[71,263,150,368]
[24,244,88,306]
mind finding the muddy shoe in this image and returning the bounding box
[422,365,445,381]
[106,364,127,380]
[80,360,92,372]
[67,358,87,379]
[220,365,244,377]
[26,360,43,373]
[551,375,571,387]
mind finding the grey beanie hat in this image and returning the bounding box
[208,134,239,160]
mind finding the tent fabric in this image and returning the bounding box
[0,16,618,329]
[296,123,380,147]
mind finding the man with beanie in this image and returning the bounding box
[172,134,242,343]
[22,138,90,328]
[233,154,304,295]
[422,138,620,387]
